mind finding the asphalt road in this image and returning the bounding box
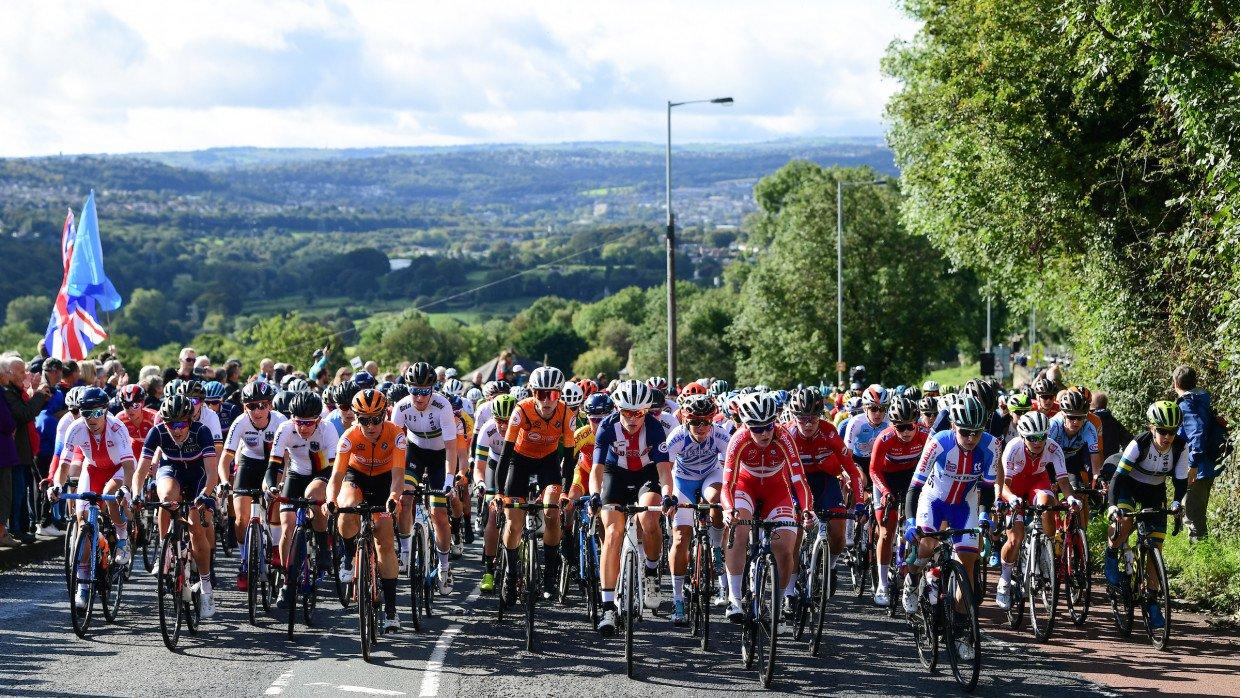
[1,532,1236,697]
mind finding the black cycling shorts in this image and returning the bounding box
[233,453,267,491]
[601,463,661,506]
[406,444,447,491]
[280,471,323,513]
[343,469,393,509]
[505,451,562,499]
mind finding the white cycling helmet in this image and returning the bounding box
[561,381,584,408]
[737,392,778,427]
[861,384,891,408]
[611,380,654,411]
[1016,411,1050,439]
[510,385,531,401]
[442,377,464,397]
[528,366,564,391]
[922,380,941,394]
[465,387,483,404]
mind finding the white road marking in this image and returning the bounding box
[264,671,294,695]
[418,582,483,697]
[340,686,406,695]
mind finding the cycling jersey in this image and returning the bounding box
[224,412,287,460]
[143,421,217,496]
[1115,435,1190,487]
[63,415,135,497]
[335,422,407,477]
[663,423,729,480]
[392,394,457,450]
[844,416,890,460]
[506,399,575,460]
[654,409,679,436]
[788,419,859,506]
[1047,413,1099,460]
[118,407,157,461]
[722,424,811,526]
[592,412,670,472]
[1000,438,1066,499]
[455,411,474,453]
[270,419,339,477]
[473,399,493,439]
[869,425,930,498]
[911,430,1000,505]
[473,417,507,494]
[571,424,596,491]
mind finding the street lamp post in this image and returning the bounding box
[836,177,890,388]
[666,96,732,390]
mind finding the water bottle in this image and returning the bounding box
[98,534,111,569]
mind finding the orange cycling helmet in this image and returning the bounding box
[681,381,708,396]
[578,379,599,400]
[352,388,388,417]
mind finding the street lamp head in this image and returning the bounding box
[711,97,734,105]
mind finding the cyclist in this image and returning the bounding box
[567,393,614,505]
[48,388,137,607]
[327,389,405,632]
[1004,393,1034,442]
[590,380,674,635]
[204,381,240,433]
[1048,390,1101,526]
[326,383,359,437]
[901,394,999,658]
[650,387,680,434]
[786,387,857,602]
[994,412,1080,610]
[722,392,813,623]
[131,395,220,618]
[664,394,730,625]
[268,391,339,607]
[870,397,930,607]
[1032,377,1060,418]
[391,362,458,592]
[220,380,287,589]
[495,365,577,603]
[562,381,587,430]
[472,394,516,593]
[921,381,941,399]
[448,394,474,552]
[1103,401,1190,630]
[117,384,156,462]
[917,396,939,431]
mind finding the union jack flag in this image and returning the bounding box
[44,191,121,361]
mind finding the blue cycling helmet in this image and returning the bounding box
[773,389,789,408]
[352,371,376,389]
[584,392,614,417]
[203,381,227,400]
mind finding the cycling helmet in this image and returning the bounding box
[680,381,707,397]
[583,392,614,418]
[949,395,988,430]
[737,392,778,427]
[561,381,584,408]
[944,385,960,395]
[159,395,193,422]
[280,374,297,389]
[681,394,718,421]
[845,396,864,416]
[241,380,276,404]
[888,397,917,424]
[921,380,940,395]
[336,382,360,409]
[918,396,939,416]
[1016,411,1050,439]
[963,378,998,413]
[288,391,323,419]
[754,384,770,394]
[177,380,205,400]
[447,394,464,413]
[509,385,529,401]
[611,380,654,411]
[385,383,410,403]
[650,388,666,408]
[163,379,184,398]
[493,379,512,394]
[78,387,109,411]
[442,378,464,397]
[466,387,483,404]
[352,389,388,418]
[1069,384,1093,404]
[352,370,376,389]
[1146,400,1182,429]
[708,379,730,397]
[578,379,599,400]
[1006,392,1033,415]
[861,384,890,409]
[203,381,227,400]
[481,381,500,400]
[529,366,565,391]
[646,376,669,393]
[788,388,822,417]
[285,378,311,393]
[902,386,923,401]
[491,394,517,421]
[894,384,906,397]
[119,384,146,406]
[1057,390,1088,417]
[272,390,295,415]
[405,362,436,388]
[1032,377,1057,397]
[772,389,790,409]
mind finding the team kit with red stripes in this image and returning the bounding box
[44,364,1193,687]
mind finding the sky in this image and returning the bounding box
[0,1,919,157]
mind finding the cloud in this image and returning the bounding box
[0,0,918,156]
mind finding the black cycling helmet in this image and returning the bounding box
[160,395,193,422]
[918,396,939,416]
[888,397,917,424]
[708,379,730,397]
[787,387,822,417]
[1032,377,1057,398]
[78,387,110,411]
[1057,390,1089,417]
[405,362,436,388]
[352,370,376,389]
[272,390,295,415]
[241,381,277,404]
[336,382,360,410]
[963,378,998,413]
[163,378,184,398]
[385,383,410,403]
[902,386,922,401]
[288,391,324,420]
[681,394,718,420]
[177,379,205,400]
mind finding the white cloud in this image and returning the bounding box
[0,0,918,156]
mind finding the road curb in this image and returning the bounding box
[0,534,62,571]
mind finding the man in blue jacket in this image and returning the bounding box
[1173,365,1220,541]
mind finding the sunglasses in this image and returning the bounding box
[245,401,270,410]
[123,401,143,409]
[205,399,222,406]
[894,423,916,433]
[865,406,885,413]
[169,421,191,430]
[958,429,983,439]
[620,408,645,418]
[687,418,713,428]
[190,398,202,407]
[750,423,775,434]
[1064,415,1085,423]
[534,389,559,401]
[1023,433,1048,443]
[359,416,384,427]
[411,387,434,397]
[1154,427,1177,437]
[81,408,107,419]
[294,418,320,427]
[181,357,195,363]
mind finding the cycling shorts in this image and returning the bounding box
[232,453,268,492]
[805,472,844,514]
[873,469,915,516]
[730,469,797,532]
[506,451,563,500]
[915,496,980,555]
[279,471,324,513]
[1111,477,1167,540]
[157,462,206,499]
[673,466,722,527]
[601,463,660,506]
[75,466,125,514]
[343,469,393,509]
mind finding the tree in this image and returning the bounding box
[112,288,181,348]
[573,347,624,380]
[514,324,587,373]
[240,313,338,372]
[572,286,647,340]
[354,310,465,370]
[4,295,50,333]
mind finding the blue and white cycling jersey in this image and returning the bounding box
[912,430,1000,506]
[1047,413,1099,460]
[664,424,729,480]
[844,416,890,460]
[593,413,670,472]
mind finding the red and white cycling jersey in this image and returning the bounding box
[1001,438,1066,500]
[788,419,861,501]
[722,425,811,524]
[63,415,135,496]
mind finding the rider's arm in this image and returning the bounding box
[721,433,742,512]
[390,434,408,500]
[869,436,890,498]
[905,436,939,516]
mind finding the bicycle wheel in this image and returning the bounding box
[911,577,938,671]
[1007,543,1027,630]
[496,545,509,621]
[156,533,183,650]
[246,523,261,624]
[1064,526,1091,626]
[1110,549,1136,637]
[1028,533,1058,642]
[420,523,435,618]
[358,539,375,662]
[943,561,981,691]
[68,523,97,638]
[699,539,713,651]
[286,527,304,639]
[756,554,780,689]
[852,524,870,598]
[810,539,830,657]
[262,529,278,613]
[1145,546,1172,650]
[974,532,990,609]
[141,512,156,572]
[524,535,538,652]
[623,548,639,678]
[101,540,125,623]
[329,518,350,607]
[408,525,423,632]
[63,516,78,590]
[583,529,599,630]
[185,556,201,635]
[303,531,319,627]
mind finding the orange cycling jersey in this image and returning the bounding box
[570,424,596,491]
[505,398,575,460]
[335,421,407,477]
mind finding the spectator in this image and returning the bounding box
[79,360,98,387]
[192,355,212,379]
[0,365,18,547]
[1091,392,1132,461]
[33,357,68,535]
[258,358,275,381]
[140,375,163,408]
[2,355,50,546]
[332,366,353,385]
[164,347,197,383]
[1173,365,1219,541]
[62,360,81,387]
[223,360,243,404]
[363,360,379,377]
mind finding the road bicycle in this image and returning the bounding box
[499,494,556,652]
[1003,501,1063,641]
[149,499,210,651]
[608,503,663,678]
[797,509,850,657]
[683,501,721,651]
[1108,507,1180,650]
[277,495,324,639]
[61,490,127,637]
[729,517,795,689]
[336,502,391,662]
[907,527,982,691]
[233,487,278,624]
[1060,488,1100,626]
